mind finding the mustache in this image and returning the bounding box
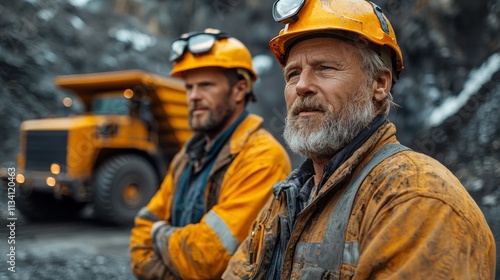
[289,97,329,116]
[189,101,207,112]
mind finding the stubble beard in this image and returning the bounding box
[283,83,375,161]
[189,91,234,135]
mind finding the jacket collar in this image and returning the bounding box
[316,121,398,198]
[228,113,264,155]
[206,113,264,177]
[273,158,315,198]
[317,115,387,189]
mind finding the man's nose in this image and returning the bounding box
[295,70,317,97]
[187,87,202,101]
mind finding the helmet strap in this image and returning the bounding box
[236,69,253,94]
[236,69,256,102]
[380,46,397,83]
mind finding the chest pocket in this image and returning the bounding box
[291,144,410,279]
[244,187,296,279]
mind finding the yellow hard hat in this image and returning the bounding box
[269,0,404,76]
[170,28,258,81]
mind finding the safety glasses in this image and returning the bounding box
[272,0,306,24]
[169,28,229,62]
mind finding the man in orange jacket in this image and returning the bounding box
[129,28,291,279]
[223,0,496,279]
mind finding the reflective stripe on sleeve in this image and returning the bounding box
[343,241,359,266]
[205,210,240,254]
[136,207,160,222]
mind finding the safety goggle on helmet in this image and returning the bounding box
[169,28,258,81]
[269,0,404,80]
[169,28,229,63]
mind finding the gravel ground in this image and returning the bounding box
[0,187,136,280]
[0,249,135,280]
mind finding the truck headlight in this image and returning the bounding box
[50,163,61,175]
[46,177,56,187]
[16,174,25,184]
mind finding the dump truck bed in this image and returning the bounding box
[55,69,192,155]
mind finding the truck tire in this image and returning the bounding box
[15,190,86,221]
[93,154,158,226]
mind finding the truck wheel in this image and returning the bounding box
[15,190,86,221]
[93,154,158,226]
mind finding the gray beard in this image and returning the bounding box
[283,90,375,161]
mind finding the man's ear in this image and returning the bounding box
[232,79,248,103]
[372,69,392,102]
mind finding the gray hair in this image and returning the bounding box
[352,41,396,116]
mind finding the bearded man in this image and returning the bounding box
[223,0,496,279]
[129,29,291,279]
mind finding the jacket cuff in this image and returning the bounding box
[151,221,177,262]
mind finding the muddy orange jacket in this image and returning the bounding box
[130,114,291,279]
[223,122,496,279]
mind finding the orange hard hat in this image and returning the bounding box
[170,29,258,81]
[269,0,404,77]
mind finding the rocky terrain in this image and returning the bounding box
[0,0,499,278]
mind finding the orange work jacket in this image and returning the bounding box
[130,113,291,279]
[223,122,496,279]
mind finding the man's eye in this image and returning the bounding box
[285,71,300,81]
[319,65,334,71]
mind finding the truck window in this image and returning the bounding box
[92,94,129,115]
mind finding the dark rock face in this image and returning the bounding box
[0,0,498,277]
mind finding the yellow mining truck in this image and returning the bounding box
[14,70,192,225]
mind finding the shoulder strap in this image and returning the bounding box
[319,143,410,275]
